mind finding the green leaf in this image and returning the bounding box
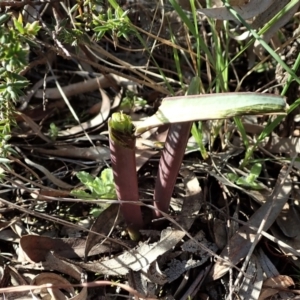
[24,21,41,35]
[249,163,262,179]
[226,173,240,183]
[13,18,25,34]
[235,163,263,190]
[70,190,95,199]
[235,177,263,190]
[0,14,10,25]
[101,168,114,184]
[76,171,95,185]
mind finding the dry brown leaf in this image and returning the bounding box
[41,253,88,300]
[1,266,31,299]
[259,275,294,300]
[32,145,110,161]
[212,218,227,249]
[253,2,300,59]
[15,105,57,122]
[58,88,113,137]
[78,228,185,276]
[19,235,123,262]
[270,225,300,267]
[84,204,124,258]
[25,158,74,190]
[16,112,52,143]
[34,74,117,99]
[164,231,217,282]
[31,272,74,300]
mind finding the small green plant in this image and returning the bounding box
[120,90,147,112]
[71,168,117,217]
[0,13,41,161]
[13,14,41,36]
[92,7,133,43]
[226,163,264,190]
[72,168,116,199]
[48,123,59,141]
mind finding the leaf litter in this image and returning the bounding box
[1,0,300,299]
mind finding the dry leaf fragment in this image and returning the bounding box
[84,204,123,259]
[78,228,185,276]
[25,158,74,190]
[19,235,123,263]
[259,275,294,300]
[32,146,111,161]
[164,231,217,282]
[33,74,116,99]
[31,272,74,300]
[58,88,114,137]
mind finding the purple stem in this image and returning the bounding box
[109,138,143,230]
[153,122,192,218]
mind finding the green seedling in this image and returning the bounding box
[92,7,133,42]
[121,90,147,112]
[48,123,59,141]
[226,163,264,190]
[71,168,117,217]
[0,13,40,163]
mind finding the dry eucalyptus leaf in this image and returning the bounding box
[58,88,113,137]
[128,270,158,298]
[19,234,122,263]
[15,252,88,300]
[78,228,185,276]
[257,248,279,277]
[259,275,294,300]
[25,158,74,190]
[253,1,299,59]
[31,272,74,300]
[164,231,218,282]
[84,204,123,258]
[32,146,111,161]
[34,74,116,99]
